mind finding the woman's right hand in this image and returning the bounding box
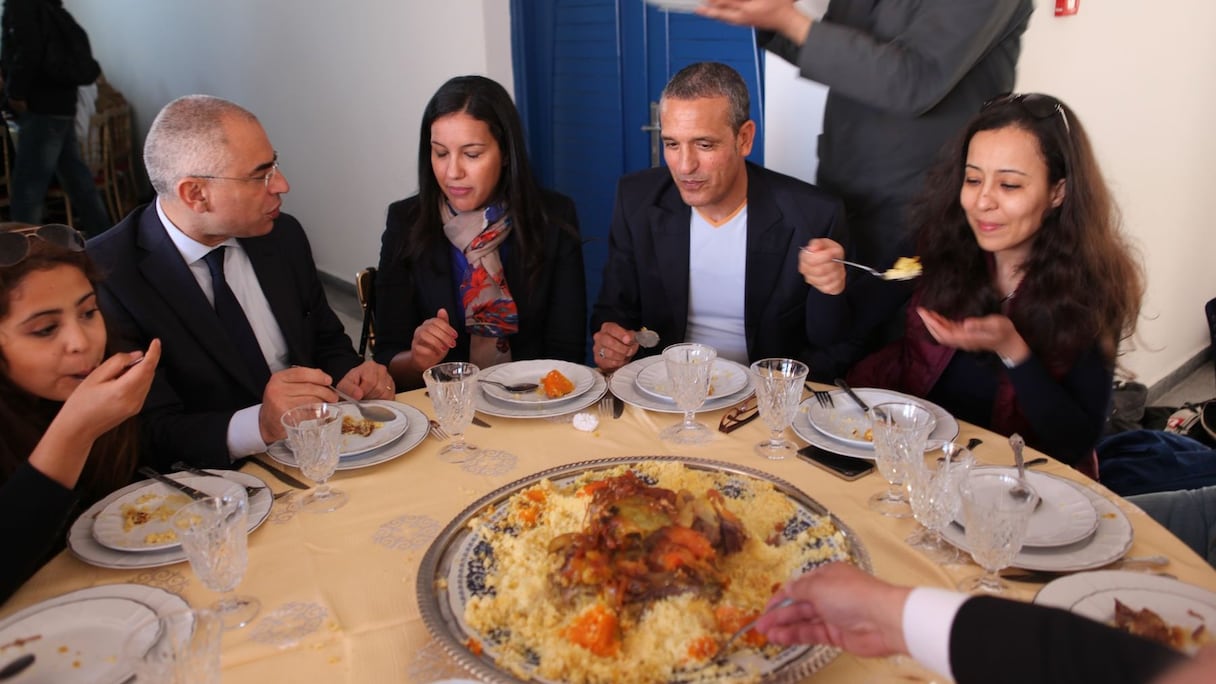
[409,309,458,372]
[58,339,162,441]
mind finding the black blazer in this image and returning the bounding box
[949,596,1182,684]
[373,190,586,387]
[591,162,849,378]
[88,204,362,469]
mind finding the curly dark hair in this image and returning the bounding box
[0,234,138,504]
[912,95,1143,369]
[402,75,563,288]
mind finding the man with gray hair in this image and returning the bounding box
[591,62,849,378]
[88,94,394,470]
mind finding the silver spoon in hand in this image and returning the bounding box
[478,379,540,393]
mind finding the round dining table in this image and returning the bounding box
[3,382,1214,683]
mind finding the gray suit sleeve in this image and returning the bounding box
[767,0,1029,116]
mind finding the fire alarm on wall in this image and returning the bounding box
[1055,0,1079,16]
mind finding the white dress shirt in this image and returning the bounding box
[903,587,969,681]
[156,199,287,458]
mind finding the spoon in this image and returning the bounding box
[1008,433,1037,505]
[331,386,398,422]
[830,257,922,281]
[711,597,796,665]
[0,653,35,680]
[478,379,540,393]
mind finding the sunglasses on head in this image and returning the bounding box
[0,224,87,268]
[983,92,1071,134]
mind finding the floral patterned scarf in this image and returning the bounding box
[442,201,519,369]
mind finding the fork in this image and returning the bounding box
[711,597,796,665]
[428,419,450,441]
[598,392,613,420]
[806,383,834,408]
[171,461,267,501]
[830,258,920,281]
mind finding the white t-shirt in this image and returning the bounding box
[685,205,748,364]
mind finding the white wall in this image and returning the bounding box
[65,0,512,285]
[764,1,1216,388]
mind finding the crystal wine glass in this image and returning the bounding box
[750,357,809,459]
[659,343,717,445]
[868,402,936,518]
[423,361,480,462]
[958,469,1039,594]
[123,608,222,684]
[906,442,974,563]
[172,484,260,629]
[281,403,348,512]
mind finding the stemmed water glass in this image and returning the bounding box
[906,442,974,563]
[750,358,809,459]
[281,403,348,512]
[423,361,480,462]
[172,483,260,630]
[868,402,936,518]
[958,469,1039,594]
[123,608,222,684]
[659,343,717,445]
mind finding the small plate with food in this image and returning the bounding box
[1036,571,1216,654]
[479,360,596,406]
[334,400,410,457]
[792,388,959,460]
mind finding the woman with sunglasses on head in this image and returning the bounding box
[0,224,160,602]
[375,75,586,389]
[845,94,1143,471]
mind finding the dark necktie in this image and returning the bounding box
[202,247,271,388]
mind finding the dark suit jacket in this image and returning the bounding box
[949,596,1182,684]
[88,204,362,469]
[591,163,849,379]
[373,190,586,387]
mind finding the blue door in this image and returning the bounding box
[510,1,764,355]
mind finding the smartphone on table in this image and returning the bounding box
[797,445,875,481]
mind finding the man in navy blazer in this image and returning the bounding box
[88,95,393,470]
[591,62,849,378]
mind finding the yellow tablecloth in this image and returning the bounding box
[4,385,1215,683]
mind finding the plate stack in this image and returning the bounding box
[941,467,1134,572]
[474,360,607,419]
[67,471,273,570]
[268,400,429,471]
[791,387,960,460]
[609,356,755,413]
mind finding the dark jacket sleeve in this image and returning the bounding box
[1006,344,1112,465]
[590,175,647,337]
[535,191,587,363]
[0,463,78,603]
[373,198,421,369]
[949,596,1182,684]
[0,0,42,101]
[762,0,1032,116]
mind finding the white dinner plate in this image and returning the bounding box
[335,401,409,457]
[956,467,1099,548]
[475,370,608,419]
[634,358,748,402]
[1036,570,1216,654]
[942,478,1133,572]
[807,388,947,449]
[92,474,265,553]
[68,471,272,570]
[478,360,596,406]
[610,356,754,414]
[0,584,189,684]
[269,402,429,471]
[791,391,959,461]
[645,0,704,12]
[0,596,159,684]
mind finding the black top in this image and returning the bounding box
[0,462,78,604]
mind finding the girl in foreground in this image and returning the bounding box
[0,224,160,601]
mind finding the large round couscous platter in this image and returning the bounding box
[416,456,873,683]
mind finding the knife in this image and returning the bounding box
[612,393,625,420]
[235,455,310,489]
[137,466,210,500]
[472,415,492,428]
[833,378,871,412]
